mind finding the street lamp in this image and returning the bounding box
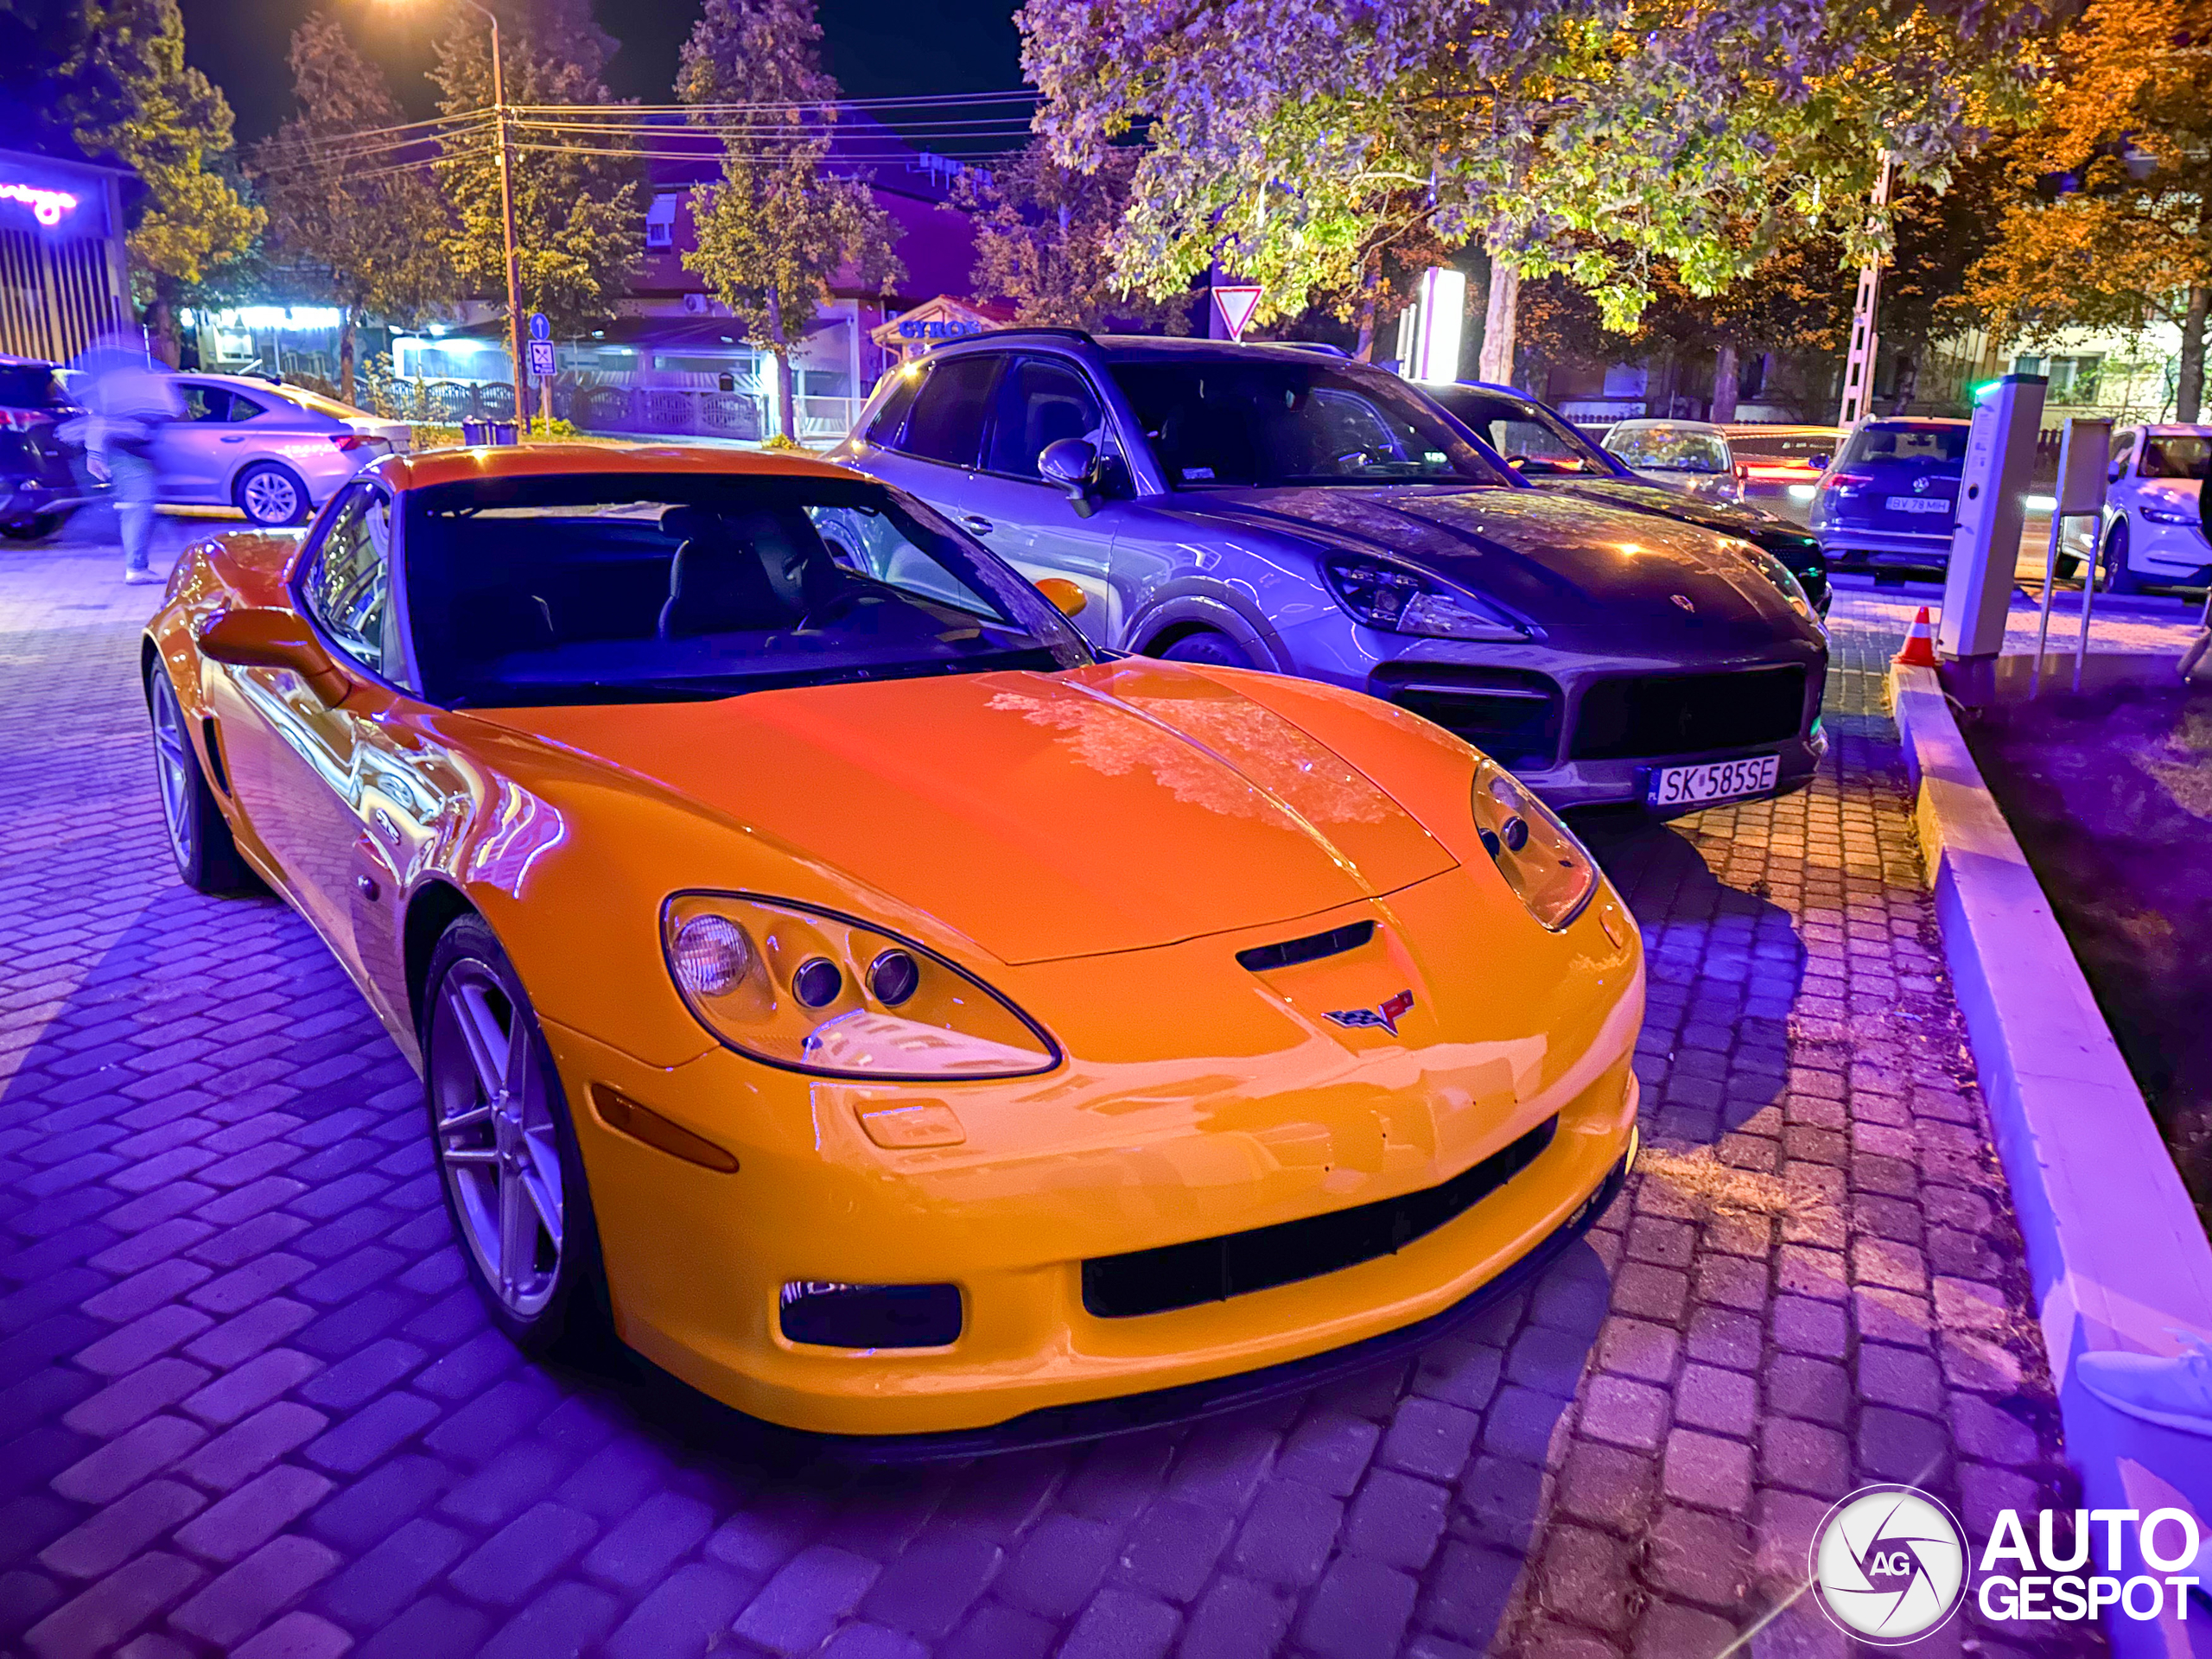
[385,0,529,436]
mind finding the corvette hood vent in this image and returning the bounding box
[476,659,1457,965]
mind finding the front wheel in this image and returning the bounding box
[148,671,257,893]
[2101,520,2141,594]
[234,461,309,527]
[423,916,607,1357]
[0,512,61,543]
[1154,628,1258,670]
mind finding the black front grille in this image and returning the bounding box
[1570,665,1806,761]
[1082,1116,1559,1319]
[1372,664,1563,769]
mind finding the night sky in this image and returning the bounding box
[177,0,1028,142]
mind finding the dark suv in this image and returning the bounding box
[1425,382,1830,613]
[1808,418,1970,569]
[0,355,98,542]
[832,331,1828,816]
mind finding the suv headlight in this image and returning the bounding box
[2140,505,2196,526]
[1471,758,1598,931]
[663,893,1059,1079]
[1324,557,1525,641]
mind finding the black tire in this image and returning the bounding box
[2102,520,2141,594]
[233,461,310,526]
[0,512,61,543]
[422,915,609,1359]
[1155,628,1258,669]
[147,670,257,893]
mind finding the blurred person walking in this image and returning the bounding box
[67,327,182,584]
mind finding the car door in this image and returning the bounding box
[207,483,406,1008]
[861,352,1001,531]
[962,354,1125,645]
[154,380,234,501]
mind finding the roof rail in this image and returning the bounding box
[970,326,1096,346]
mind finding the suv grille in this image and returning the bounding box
[1569,666,1807,761]
[1372,665,1562,770]
[1082,1116,1558,1319]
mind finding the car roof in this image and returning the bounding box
[376,442,858,493]
[1610,418,1726,433]
[1718,423,1841,437]
[1858,416,1968,429]
[1088,335,1370,365]
[2139,423,2212,435]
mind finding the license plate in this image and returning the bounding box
[1885,495,1948,513]
[1649,753,1781,808]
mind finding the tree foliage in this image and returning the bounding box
[48,0,262,345]
[1017,0,2044,340]
[252,11,450,402]
[677,0,901,441]
[962,141,1186,331]
[429,0,642,334]
[1962,0,2212,416]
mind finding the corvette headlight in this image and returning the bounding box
[1324,557,1525,641]
[1471,758,1598,931]
[664,893,1059,1079]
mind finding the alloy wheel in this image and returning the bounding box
[430,962,564,1317]
[241,469,301,524]
[150,676,194,867]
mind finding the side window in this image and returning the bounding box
[986,357,1105,480]
[300,486,394,675]
[179,385,232,423]
[899,353,1001,468]
[864,370,924,446]
[228,394,265,423]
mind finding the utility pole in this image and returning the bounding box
[469,0,529,436]
[1835,152,1892,428]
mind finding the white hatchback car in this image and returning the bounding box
[2082,423,2211,592]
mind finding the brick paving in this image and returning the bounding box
[0,522,2159,1658]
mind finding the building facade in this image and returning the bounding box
[0,146,130,365]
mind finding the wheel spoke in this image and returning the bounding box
[449,979,510,1104]
[442,1147,499,1166]
[519,1162,563,1251]
[498,1160,534,1291]
[436,1103,493,1136]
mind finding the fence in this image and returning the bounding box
[391,376,859,447]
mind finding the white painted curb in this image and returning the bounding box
[1890,661,2212,1659]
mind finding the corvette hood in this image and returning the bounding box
[467,658,1459,965]
[1163,485,1811,647]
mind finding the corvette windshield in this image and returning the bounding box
[1109,357,1510,489]
[404,473,1093,709]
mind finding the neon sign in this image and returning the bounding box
[0,182,79,226]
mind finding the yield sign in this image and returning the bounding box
[1211,284,1263,340]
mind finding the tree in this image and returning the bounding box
[677,0,901,442]
[252,12,450,404]
[962,141,1185,332]
[429,0,642,337]
[1017,0,2042,369]
[1963,0,2212,418]
[51,0,262,359]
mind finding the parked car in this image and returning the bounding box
[833,333,1829,817]
[0,354,103,542]
[1598,418,1741,503]
[2080,423,2212,593]
[1719,424,1845,524]
[1425,382,1828,613]
[143,441,1643,1436]
[1808,417,1971,569]
[153,373,410,527]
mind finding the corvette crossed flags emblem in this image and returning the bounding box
[1325,989,1416,1036]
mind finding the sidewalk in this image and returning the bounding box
[0,527,2104,1658]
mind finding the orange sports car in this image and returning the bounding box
[142,443,1643,1438]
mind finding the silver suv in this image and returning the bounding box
[832,332,1827,814]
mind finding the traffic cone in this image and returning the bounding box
[1894,606,1940,667]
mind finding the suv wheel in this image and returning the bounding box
[1155,629,1256,670]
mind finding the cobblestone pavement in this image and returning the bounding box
[0,524,2137,1659]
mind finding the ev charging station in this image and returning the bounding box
[1937,373,2048,658]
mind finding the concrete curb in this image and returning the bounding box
[1890,661,2212,1659]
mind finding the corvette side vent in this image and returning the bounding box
[1236,920,1375,974]
[1083,1115,1560,1319]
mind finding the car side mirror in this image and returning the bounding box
[2107,461,2124,483]
[1034,576,1088,618]
[200,607,349,704]
[1039,438,1101,518]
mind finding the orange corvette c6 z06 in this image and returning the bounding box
[141,442,1643,1439]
